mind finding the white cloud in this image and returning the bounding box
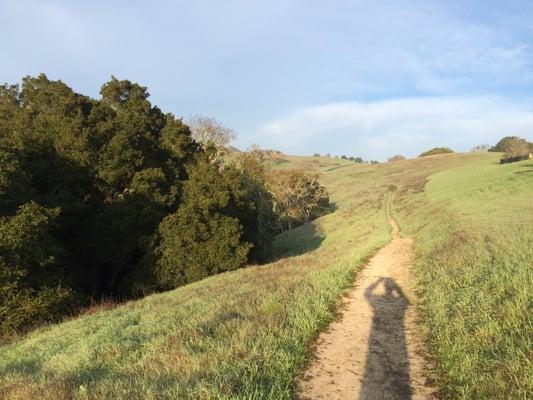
[254,97,533,160]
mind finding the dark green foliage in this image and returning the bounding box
[154,160,252,289]
[0,75,274,336]
[229,151,277,261]
[0,148,32,215]
[0,202,75,336]
[344,156,363,163]
[419,147,453,157]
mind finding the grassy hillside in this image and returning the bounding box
[0,155,389,400]
[394,154,533,399]
[1,153,531,399]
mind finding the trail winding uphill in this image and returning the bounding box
[298,213,436,400]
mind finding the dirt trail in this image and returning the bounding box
[298,213,435,400]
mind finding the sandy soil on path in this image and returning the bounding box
[297,215,436,400]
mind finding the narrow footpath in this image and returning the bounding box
[298,214,436,400]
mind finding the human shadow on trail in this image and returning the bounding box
[359,277,411,400]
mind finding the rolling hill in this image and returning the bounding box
[0,153,531,399]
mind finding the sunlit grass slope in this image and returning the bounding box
[266,154,355,172]
[1,152,530,399]
[0,155,389,400]
[394,154,533,399]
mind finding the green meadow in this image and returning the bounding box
[1,153,531,399]
[394,154,533,399]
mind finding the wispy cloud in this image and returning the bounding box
[1,1,533,156]
[254,97,533,160]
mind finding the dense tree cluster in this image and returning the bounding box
[0,75,274,335]
[0,76,333,336]
[232,149,331,233]
[267,169,330,232]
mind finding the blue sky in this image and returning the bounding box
[1,0,533,160]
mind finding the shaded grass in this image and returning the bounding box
[271,222,325,259]
[2,251,385,399]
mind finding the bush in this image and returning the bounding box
[388,154,405,162]
[0,202,76,336]
[419,147,453,157]
[490,136,532,155]
[490,136,531,163]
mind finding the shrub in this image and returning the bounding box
[419,147,453,157]
[0,202,76,336]
[490,136,531,155]
[490,136,531,163]
[388,154,406,162]
[267,170,330,232]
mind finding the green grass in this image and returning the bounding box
[394,154,533,399]
[425,155,532,225]
[1,152,531,399]
[266,154,355,171]
[0,155,390,400]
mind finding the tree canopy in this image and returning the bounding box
[0,75,273,336]
[490,136,532,156]
[187,115,236,163]
[0,75,335,337]
[267,170,330,232]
